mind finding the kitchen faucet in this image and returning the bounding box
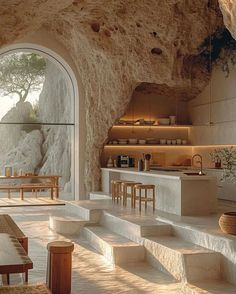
[191,154,204,175]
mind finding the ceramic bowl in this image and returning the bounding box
[158,118,170,125]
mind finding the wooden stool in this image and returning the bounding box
[122,182,142,207]
[111,180,133,203]
[47,241,74,294]
[134,184,155,212]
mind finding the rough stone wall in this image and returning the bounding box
[219,0,236,39]
[0,0,224,194]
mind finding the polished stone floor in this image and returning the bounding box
[0,206,183,294]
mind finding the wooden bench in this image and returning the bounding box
[0,214,28,253]
[0,284,51,293]
[0,184,56,200]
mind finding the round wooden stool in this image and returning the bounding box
[122,181,142,207]
[134,184,156,212]
[47,241,74,294]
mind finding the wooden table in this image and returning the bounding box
[0,214,28,253]
[0,175,60,199]
[0,233,33,284]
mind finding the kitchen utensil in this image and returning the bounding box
[167,139,172,145]
[171,139,177,145]
[176,139,182,145]
[158,118,170,125]
[138,159,144,171]
[182,139,187,145]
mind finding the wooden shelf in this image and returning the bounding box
[112,125,192,128]
[104,144,193,148]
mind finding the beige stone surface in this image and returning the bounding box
[0,1,225,193]
[219,0,236,39]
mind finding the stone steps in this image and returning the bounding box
[65,201,103,223]
[144,236,221,283]
[100,211,172,242]
[89,191,111,200]
[83,225,145,265]
[182,281,236,294]
[49,215,87,235]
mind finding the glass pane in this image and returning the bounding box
[0,124,74,199]
[0,52,74,124]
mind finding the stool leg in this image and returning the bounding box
[139,188,141,213]
[153,188,155,211]
[134,188,136,208]
[8,189,10,199]
[123,186,126,207]
[111,182,114,202]
[131,187,134,208]
[145,188,147,210]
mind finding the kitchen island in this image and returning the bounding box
[101,167,217,216]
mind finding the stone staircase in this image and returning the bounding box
[49,197,236,294]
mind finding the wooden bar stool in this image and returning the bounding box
[111,180,134,204]
[134,184,155,212]
[122,181,142,207]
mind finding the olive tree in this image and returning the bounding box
[0,53,46,102]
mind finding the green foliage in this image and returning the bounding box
[0,52,46,102]
[210,147,236,182]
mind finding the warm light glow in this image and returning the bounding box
[104,144,192,148]
[112,125,192,129]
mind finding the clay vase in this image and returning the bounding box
[219,212,236,235]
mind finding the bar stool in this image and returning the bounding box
[111,180,132,203]
[134,184,155,212]
[122,181,142,207]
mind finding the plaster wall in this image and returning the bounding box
[189,61,236,147]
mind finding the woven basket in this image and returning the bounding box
[219,212,236,235]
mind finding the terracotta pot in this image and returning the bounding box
[219,212,236,235]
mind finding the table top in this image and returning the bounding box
[0,175,60,179]
[0,233,33,274]
[0,214,25,239]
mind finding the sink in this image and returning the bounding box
[184,172,205,176]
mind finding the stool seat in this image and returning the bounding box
[134,184,156,212]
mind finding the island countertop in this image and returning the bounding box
[101,167,216,181]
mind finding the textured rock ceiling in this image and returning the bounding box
[0,0,232,193]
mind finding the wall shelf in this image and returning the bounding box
[112,125,192,129]
[104,144,192,148]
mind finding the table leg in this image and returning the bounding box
[24,270,28,283]
[20,188,24,200]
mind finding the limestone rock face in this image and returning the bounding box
[0,130,43,176]
[0,0,225,193]
[219,0,236,39]
[0,101,33,155]
[38,61,72,189]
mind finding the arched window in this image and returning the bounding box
[0,46,76,200]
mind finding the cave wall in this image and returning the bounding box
[0,0,226,195]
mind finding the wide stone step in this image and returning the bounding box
[144,236,221,282]
[89,191,111,200]
[49,215,87,235]
[100,211,172,242]
[182,281,236,294]
[83,225,145,265]
[65,201,104,223]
